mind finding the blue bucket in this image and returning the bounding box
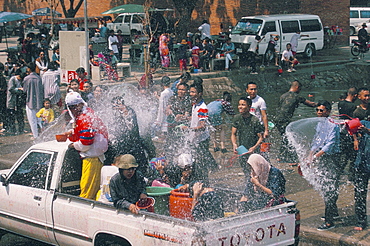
[236,145,249,155]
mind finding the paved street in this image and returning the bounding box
[0,34,370,245]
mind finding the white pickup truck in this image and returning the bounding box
[0,141,300,246]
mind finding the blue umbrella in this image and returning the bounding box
[32,7,62,17]
[0,11,32,23]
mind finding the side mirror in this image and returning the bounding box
[0,174,8,186]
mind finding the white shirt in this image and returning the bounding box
[248,95,267,123]
[248,39,258,53]
[97,166,119,203]
[190,100,210,144]
[156,88,174,131]
[108,35,119,54]
[281,49,293,61]
[198,23,211,40]
[290,33,301,52]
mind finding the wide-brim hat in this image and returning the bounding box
[65,92,86,106]
[116,154,138,169]
[362,23,368,27]
[181,39,187,45]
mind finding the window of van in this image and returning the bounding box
[113,16,124,24]
[132,15,142,24]
[281,20,299,33]
[300,19,322,32]
[261,21,276,35]
[350,10,359,18]
[231,19,263,35]
[360,10,370,18]
[124,15,131,23]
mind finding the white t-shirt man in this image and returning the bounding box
[281,49,294,61]
[248,95,267,123]
[108,35,119,54]
[198,23,211,40]
[248,39,258,53]
[290,33,301,52]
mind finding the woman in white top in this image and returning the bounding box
[35,51,48,77]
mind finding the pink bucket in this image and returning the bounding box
[346,118,361,135]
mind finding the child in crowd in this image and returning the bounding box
[36,98,55,131]
[67,79,80,93]
[177,39,189,73]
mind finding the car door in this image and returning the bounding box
[280,20,300,50]
[122,14,132,35]
[0,150,57,244]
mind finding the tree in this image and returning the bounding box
[171,0,197,39]
[59,0,84,18]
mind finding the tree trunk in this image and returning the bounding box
[172,0,197,39]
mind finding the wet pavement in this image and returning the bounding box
[0,35,370,245]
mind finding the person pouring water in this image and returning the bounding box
[306,100,342,231]
[109,154,148,214]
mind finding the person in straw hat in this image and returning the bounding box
[109,154,148,214]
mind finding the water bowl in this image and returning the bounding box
[136,197,155,212]
[236,145,249,155]
[55,134,68,142]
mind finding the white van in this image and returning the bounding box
[107,13,145,36]
[230,14,324,58]
[107,12,168,37]
[350,7,370,35]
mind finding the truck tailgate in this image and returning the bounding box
[203,203,296,246]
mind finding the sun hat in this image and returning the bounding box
[65,92,86,106]
[116,154,138,169]
[181,39,187,45]
[177,153,192,168]
[362,23,367,27]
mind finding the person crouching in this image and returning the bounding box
[109,154,148,214]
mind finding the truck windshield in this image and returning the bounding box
[231,19,263,35]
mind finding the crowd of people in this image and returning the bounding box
[1,19,370,227]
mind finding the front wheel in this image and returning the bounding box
[351,45,360,56]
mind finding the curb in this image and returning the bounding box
[300,225,370,246]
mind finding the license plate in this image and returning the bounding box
[236,48,243,53]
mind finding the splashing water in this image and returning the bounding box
[36,83,158,144]
[286,117,345,196]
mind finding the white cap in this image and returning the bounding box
[65,92,85,106]
[178,154,192,169]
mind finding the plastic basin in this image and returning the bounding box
[146,186,173,215]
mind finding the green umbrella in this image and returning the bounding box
[0,11,32,23]
[102,4,153,15]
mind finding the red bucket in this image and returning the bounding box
[345,118,361,135]
[260,142,271,152]
[136,197,155,212]
[278,68,283,74]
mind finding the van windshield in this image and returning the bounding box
[231,19,263,35]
